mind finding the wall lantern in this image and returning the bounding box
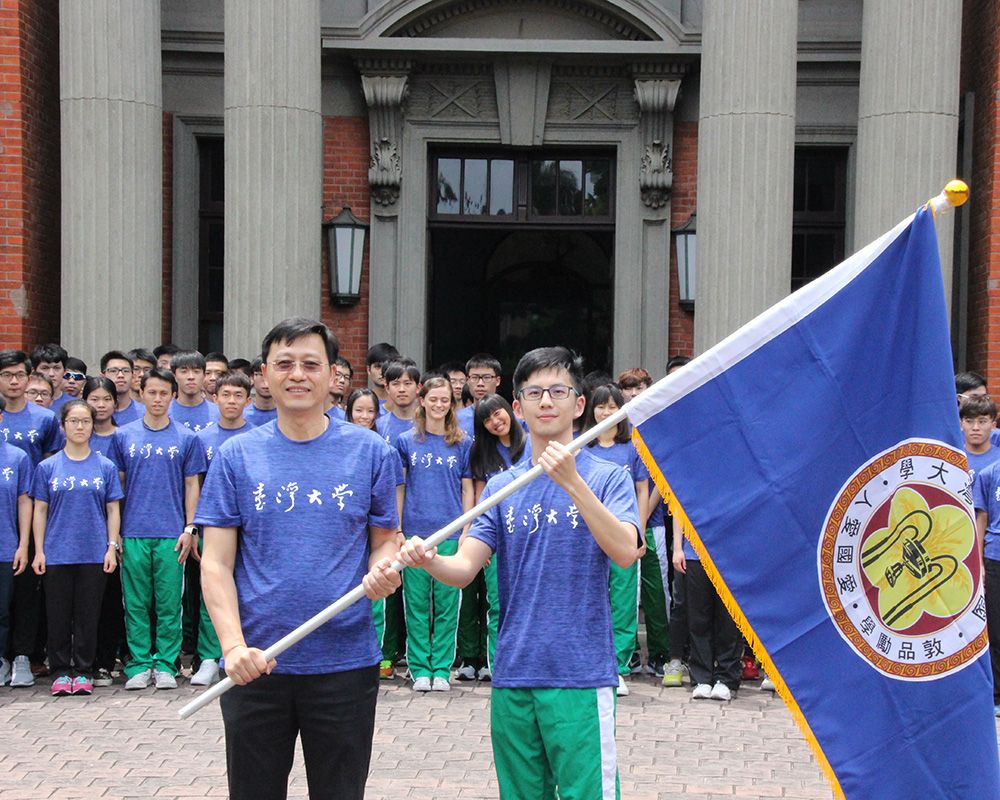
[324,206,368,306]
[672,213,696,310]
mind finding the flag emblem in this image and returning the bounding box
[818,439,986,680]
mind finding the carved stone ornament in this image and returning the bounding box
[633,77,681,209]
[640,139,672,209]
[359,67,410,209]
[370,138,402,206]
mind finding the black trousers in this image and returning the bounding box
[11,544,43,657]
[220,665,379,800]
[985,558,1000,704]
[669,569,689,663]
[685,559,742,690]
[44,564,106,677]
[95,566,125,671]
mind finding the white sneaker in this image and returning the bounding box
[455,662,476,681]
[761,675,775,692]
[412,676,432,692]
[0,657,10,685]
[691,683,713,699]
[477,665,491,682]
[154,671,178,690]
[9,655,34,687]
[124,669,153,690]
[617,675,630,697]
[432,677,451,692]
[190,659,220,686]
[710,682,732,701]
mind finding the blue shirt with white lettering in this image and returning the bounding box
[169,398,220,432]
[973,460,1000,561]
[244,404,277,427]
[113,399,145,426]
[197,422,253,464]
[0,402,63,468]
[0,442,31,561]
[31,451,123,565]
[194,419,400,675]
[397,429,472,539]
[90,430,117,460]
[468,448,639,688]
[111,420,207,538]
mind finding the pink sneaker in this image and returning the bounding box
[71,676,93,695]
[51,675,73,696]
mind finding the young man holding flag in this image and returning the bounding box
[398,346,640,799]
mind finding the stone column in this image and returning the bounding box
[694,0,798,353]
[224,0,322,360]
[854,2,961,298]
[60,0,163,363]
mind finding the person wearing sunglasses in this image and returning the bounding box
[62,358,89,399]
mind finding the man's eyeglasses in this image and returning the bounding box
[104,367,133,376]
[268,360,327,375]
[0,370,28,381]
[64,371,86,381]
[25,389,52,400]
[517,384,576,402]
[468,373,498,384]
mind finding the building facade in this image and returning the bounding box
[0,0,993,383]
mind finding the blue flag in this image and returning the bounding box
[627,206,1000,798]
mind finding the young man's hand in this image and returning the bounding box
[174,531,196,564]
[537,440,581,491]
[103,547,118,574]
[31,550,46,576]
[362,558,401,600]
[12,545,28,575]
[672,549,686,575]
[224,644,276,685]
[397,536,437,569]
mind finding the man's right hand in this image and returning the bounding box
[672,549,686,575]
[397,536,437,569]
[224,645,276,685]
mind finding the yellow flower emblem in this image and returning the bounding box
[860,487,975,632]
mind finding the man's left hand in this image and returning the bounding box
[363,557,401,600]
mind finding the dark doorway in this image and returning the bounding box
[198,138,225,353]
[427,227,614,383]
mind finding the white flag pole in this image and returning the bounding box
[178,405,631,719]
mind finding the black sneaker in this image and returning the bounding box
[627,652,642,674]
[649,657,666,678]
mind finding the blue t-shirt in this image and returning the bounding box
[194,418,400,675]
[197,422,253,464]
[111,420,207,538]
[0,402,63,468]
[458,405,476,441]
[589,440,650,483]
[990,429,1000,448]
[244,404,277,427]
[0,442,31,561]
[90,430,117,460]
[966,447,1000,482]
[376,412,415,448]
[397,429,472,539]
[50,393,73,413]
[327,406,346,422]
[114,398,145,426]
[647,496,665,528]
[472,439,531,482]
[468,448,640,688]
[974,460,1000,561]
[31,451,124,565]
[169,398,220,432]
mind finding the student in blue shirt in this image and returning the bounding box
[30,400,123,696]
[126,348,156,406]
[366,341,400,417]
[169,350,221,432]
[31,343,71,412]
[398,347,640,798]
[585,383,649,697]
[197,318,402,800]
[397,376,474,692]
[101,351,145,426]
[62,358,88,401]
[113,367,207,691]
[244,357,278,427]
[0,348,63,688]
[961,394,1000,479]
[458,353,503,439]
[0,395,33,687]
[376,359,420,446]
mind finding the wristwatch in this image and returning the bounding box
[184,524,201,538]
[107,540,121,552]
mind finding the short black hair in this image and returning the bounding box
[334,356,353,377]
[30,343,67,367]
[0,350,31,371]
[127,348,156,366]
[666,355,691,374]
[83,376,118,404]
[960,394,997,421]
[512,347,584,396]
[383,358,420,384]
[262,318,339,364]
[956,371,988,394]
[141,366,177,393]
[366,342,399,367]
[205,352,229,367]
[583,383,630,444]
[228,358,253,376]
[250,357,264,376]
[582,370,613,400]
[171,350,207,372]
[466,353,501,376]
[28,372,54,392]
[101,350,133,372]
[438,361,467,377]
[215,371,252,395]
[65,357,88,374]
[153,344,180,359]
[420,369,445,383]
[0,395,6,413]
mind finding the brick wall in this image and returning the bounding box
[0,0,60,351]
[961,0,1000,386]
[162,112,173,346]
[322,116,371,388]
[668,120,697,360]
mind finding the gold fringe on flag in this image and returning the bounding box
[632,427,845,800]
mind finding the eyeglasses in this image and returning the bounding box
[25,389,52,400]
[64,372,86,381]
[0,370,28,381]
[334,371,352,381]
[104,367,132,376]
[64,418,93,427]
[268,360,327,375]
[517,384,576,402]
[468,373,498,384]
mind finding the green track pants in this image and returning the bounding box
[403,539,460,679]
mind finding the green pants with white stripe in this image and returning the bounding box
[403,538,460,679]
[457,568,487,661]
[196,539,221,662]
[485,557,498,668]
[121,537,184,678]
[491,685,620,799]
[609,560,638,674]
[637,526,670,660]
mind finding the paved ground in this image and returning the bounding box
[0,669,845,800]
